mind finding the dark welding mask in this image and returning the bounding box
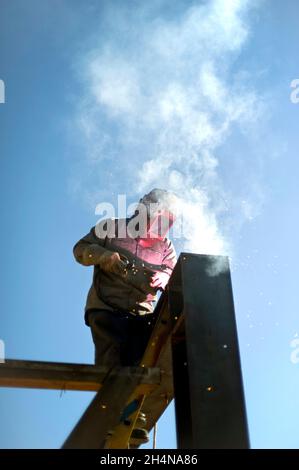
[138,188,177,240]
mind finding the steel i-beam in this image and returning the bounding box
[168,253,250,449]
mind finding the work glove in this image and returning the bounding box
[122,260,169,295]
[82,244,127,276]
[98,251,128,276]
[149,271,170,290]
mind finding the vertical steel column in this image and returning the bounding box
[169,253,249,449]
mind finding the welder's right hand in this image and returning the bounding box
[99,251,127,276]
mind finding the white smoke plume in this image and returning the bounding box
[72,0,266,264]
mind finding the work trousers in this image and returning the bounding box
[87,309,155,368]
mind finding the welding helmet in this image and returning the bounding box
[138,188,177,240]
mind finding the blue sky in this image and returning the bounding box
[0,0,299,449]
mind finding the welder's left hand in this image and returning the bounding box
[149,271,170,290]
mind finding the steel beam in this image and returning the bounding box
[0,359,160,392]
[169,253,250,449]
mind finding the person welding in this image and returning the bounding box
[73,188,177,443]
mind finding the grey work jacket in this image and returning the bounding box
[73,218,177,324]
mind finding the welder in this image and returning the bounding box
[73,188,177,443]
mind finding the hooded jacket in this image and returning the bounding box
[73,218,177,325]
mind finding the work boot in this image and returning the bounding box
[130,428,149,445]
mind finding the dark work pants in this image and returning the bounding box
[87,309,155,368]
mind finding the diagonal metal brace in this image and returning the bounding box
[62,366,158,449]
